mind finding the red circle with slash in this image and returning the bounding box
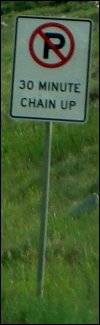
[29,22,75,68]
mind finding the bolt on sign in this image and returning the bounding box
[10,16,92,122]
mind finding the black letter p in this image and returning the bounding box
[43,33,65,59]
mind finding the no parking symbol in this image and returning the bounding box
[29,22,75,68]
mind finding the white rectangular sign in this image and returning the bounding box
[10,16,92,123]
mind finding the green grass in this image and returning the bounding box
[1,1,99,324]
[1,209,99,323]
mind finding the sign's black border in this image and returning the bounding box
[10,16,92,123]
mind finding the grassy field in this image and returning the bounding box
[1,1,99,324]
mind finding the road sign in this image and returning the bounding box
[10,16,92,122]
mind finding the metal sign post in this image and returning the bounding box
[37,122,52,297]
[10,16,92,298]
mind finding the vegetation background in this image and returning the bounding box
[1,1,99,324]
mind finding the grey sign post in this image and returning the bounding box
[10,16,92,298]
[37,122,52,297]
